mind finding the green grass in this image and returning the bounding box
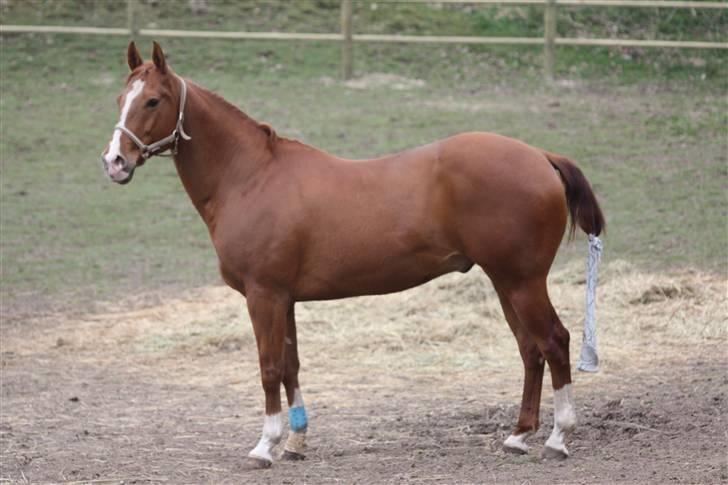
[1,3,726,316]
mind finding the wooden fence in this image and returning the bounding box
[1,0,726,79]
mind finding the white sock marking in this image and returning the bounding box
[105,79,144,165]
[545,384,576,456]
[249,413,283,463]
[504,432,531,453]
[291,388,304,408]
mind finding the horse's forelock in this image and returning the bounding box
[125,63,159,84]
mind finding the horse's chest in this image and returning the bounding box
[212,215,301,291]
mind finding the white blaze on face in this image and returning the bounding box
[104,79,144,165]
[248,413,283,463]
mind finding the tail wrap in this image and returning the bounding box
[577,234,603,372]
[545,152,605,373]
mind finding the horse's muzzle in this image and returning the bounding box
[102,154,135,185]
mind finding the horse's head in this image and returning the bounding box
[101,41,189,184]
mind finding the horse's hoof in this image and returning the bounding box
[542,445,569,460]
[243,455,273,470]
[503,443,529,455]
[503,434,530,455]
[282,449,305,461]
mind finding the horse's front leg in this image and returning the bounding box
[245,289,291,468]
[281,303,308,460]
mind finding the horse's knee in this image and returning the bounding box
[260,364,283,393]
[520,342,545,369]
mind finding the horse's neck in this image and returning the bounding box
[173,81,272,226]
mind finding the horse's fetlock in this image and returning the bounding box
[515,421,539,435]
[553,383,576,432]
[557,408,577,432]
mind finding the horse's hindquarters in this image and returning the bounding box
[438,132,568,279]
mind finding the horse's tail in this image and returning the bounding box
[545,151,605,373]
[544,152,605,240]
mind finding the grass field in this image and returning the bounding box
[1,2,726,313]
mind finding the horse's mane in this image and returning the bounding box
[198,85,254,123]
[125,65,283,147]
[124,66,313,155]
[191,81,302,149]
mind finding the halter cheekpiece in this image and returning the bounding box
[114,75,192,160]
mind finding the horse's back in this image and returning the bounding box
[438,132,558,186]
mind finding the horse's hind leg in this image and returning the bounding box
[496,287,545,455]
[505,276,576,459]
[281,304,309,460]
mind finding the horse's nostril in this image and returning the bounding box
[114,155,126,168]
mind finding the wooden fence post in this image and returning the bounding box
[544,0,557,80]
[127,0,139,39]
[341,0,353,80]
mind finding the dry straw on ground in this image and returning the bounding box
[7,259,725,386]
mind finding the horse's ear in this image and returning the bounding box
[152,41,167,74]
[127,41,143,71]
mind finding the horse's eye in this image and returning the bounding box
[146,98,160,108]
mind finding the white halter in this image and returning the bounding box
[113,75,192,161]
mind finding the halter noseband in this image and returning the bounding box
[114,75,192,161]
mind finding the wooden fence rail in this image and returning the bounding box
[426,0,728,6]
[1,0,725,80]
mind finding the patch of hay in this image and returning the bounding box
[5,260,725,390]
[629,284,695,305]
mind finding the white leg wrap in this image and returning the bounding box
[544,384,576,457]
[249,413,283,463]
[503,432,531,453]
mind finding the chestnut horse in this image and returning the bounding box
[101,42,604,468]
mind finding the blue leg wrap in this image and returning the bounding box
[289,406,308,432]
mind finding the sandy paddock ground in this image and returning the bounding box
[1,260,726,484]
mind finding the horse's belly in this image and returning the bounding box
[294,250,472,301]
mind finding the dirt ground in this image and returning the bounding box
[1,261,726,484]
